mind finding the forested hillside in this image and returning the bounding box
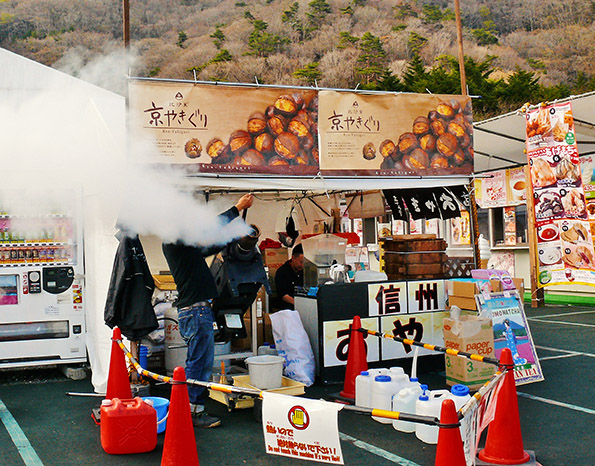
[1,0,594,118]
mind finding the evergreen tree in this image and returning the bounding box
[293,62,322,85]
[305,0,331,33]
[356,32,387,85]
[210,28,225,49]
[177,31,187,48]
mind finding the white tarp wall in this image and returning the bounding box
[0,48,125,393]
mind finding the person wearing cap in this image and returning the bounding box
[162,193,253,428]
[274,243,304,310]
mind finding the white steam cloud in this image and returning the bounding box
[0,47,250,247]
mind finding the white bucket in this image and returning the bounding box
[245,355,285,389]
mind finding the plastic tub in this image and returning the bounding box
[245,355,285,389]
[142,396,169,434]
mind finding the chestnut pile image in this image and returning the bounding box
[188,92,319,168]
[366,99,474,172]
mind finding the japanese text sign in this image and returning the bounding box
[262,393,344,464]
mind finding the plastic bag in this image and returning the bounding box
[269,309,315,386]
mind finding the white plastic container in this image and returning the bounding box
[245,355,285,389]
[415,386,450,444]
[257,342,278,356]
[371,375,398,424]
[355,371,373,408]
[392,386,422,433]
[449,384,471,437]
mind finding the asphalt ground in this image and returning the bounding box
[0,304,593,466]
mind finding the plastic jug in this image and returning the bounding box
[392,385,422,433]
[355,371,373,408]
[449,384,471,436]
[371,375,402,424]
[257,342,278,356]
[100,397,157,454]
[415,387,450,444]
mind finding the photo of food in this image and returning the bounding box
[561,188,587,218]
[563,245,595,269]
[372,99,473,174]
[531,157,557,188]
[538,246,563,267]
[526,106,551,139]
[184,138,202,158]
[560,222,589,244]
[555,156,581,184]
[535,190,563,219]
[537,223,559,242]
[204,92,319,170]
[586,200,595,219]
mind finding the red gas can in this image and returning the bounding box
[100,397,157,454]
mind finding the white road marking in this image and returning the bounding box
[0,398,44,465]
[527,309,595,319]
[536,345,595,358]
[517,392,595,416]
[527,318,595,328]
[339,432,422,465]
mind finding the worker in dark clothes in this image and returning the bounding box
[274,243,304,310]
[162,193,253,428]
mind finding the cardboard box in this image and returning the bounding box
[447,280,480,310]
[490,277,524,296]
[448,296,478,311]
[262,248,288,278]
[443,315,496,389]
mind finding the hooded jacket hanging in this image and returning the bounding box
[104,230,158,340]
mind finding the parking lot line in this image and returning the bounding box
[527,318,595,328]
[0,398,44,466]
[536,345,595,358]
[339,432,422,465]
[517,392,595,416]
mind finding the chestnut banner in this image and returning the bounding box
[129,81,319,175]
[526,102,595,287]
[129,81,473,177]
[318,91,473,176]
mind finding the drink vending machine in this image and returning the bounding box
[0,189,86,369]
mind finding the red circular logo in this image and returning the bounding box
[288,405,310,430]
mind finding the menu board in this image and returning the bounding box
[526,102,595,287]
[476,167,526,208]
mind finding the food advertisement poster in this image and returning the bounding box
[317,91,474,176]
[507,166,527,205]
[129,81,319,175]
[525,102,595,287]
[481,169,507,207]
[476,291,543,385]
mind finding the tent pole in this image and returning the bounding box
[468,181,480,269]
[454,0,467,95]
[123,0,130,50]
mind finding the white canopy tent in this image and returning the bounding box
[0,48,125,393]
[473,91,595,173]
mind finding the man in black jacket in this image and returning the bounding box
[162,193,253,428]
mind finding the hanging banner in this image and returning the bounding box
[481,169,507,207]
[318,91,473,176]
[526,102,595,287]
[129,81,319,175]
[262,393,344,464]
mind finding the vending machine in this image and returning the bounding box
[0,189,86,369]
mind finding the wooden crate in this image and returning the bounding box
[380,235,447,280]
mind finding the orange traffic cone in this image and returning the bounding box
[478,348,531,465]
[339,315,368,400]
[435,398,466,466]
[106,327,132,400]
[161,366,199,466]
